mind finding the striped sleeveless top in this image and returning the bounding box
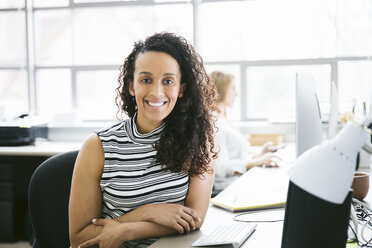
[97,115,189,247]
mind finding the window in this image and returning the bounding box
[0,5,28,120]
[0,70,28,120]
[2,0,372,122]
[36,69,72,116]
[338,61,372,116]
[199,1,337,61]
[245,65,330,121]
[76,70,118,121]
[32,1,193,121]
[200,0,372,121]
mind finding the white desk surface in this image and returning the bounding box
[1,140,370,247]
[150,146,372,248]
[150,166,290,248]
[150,205,284,248]
[151,178,372,248]
[0,140,81,156]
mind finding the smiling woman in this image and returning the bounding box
[68,32,218,248]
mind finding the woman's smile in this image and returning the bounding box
[145,100,168,107]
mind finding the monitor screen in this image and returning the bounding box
[295,73,323,158]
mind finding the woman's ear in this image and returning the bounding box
[179,83,186,98]
[129,81,135,96]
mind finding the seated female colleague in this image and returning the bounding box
[209,71,281,190]
[69,32,218,248]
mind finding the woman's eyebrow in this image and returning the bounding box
[138,72,177,77]
[163,73,177,77]
[138,71,152,76]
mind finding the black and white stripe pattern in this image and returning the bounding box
[97,116,189,247]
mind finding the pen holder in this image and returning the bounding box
[351,172,369,200]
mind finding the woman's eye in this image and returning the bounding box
[164,79,174,85]
[141,78,151,84]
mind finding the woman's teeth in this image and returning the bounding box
[148,101,165,107]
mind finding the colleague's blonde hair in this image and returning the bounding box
[209,71,234,103]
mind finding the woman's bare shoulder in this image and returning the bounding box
[75,133,105,173]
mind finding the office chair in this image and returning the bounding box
[28,150,79,248]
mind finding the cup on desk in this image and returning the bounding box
[351,172,369,200]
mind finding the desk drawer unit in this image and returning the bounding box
[0,201,14,240]
[0,155,49,242]
[0,162,14,241]
[0,163,12,181]
[0,182,13,201]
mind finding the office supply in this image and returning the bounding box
[210,167,289,212]
[350,198,372,246]
[192,222,256,248]
[248,134,284,146]
[351,172,369,200]
[282,121,371,248]
[0,120,48,146]
[295,73,323,158]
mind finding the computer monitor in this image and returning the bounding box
[295,73,323,158]
[328,81,339,139]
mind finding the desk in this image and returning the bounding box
[0,141,81,242]
[150,155,372,248]
[151,146,293,248]
[150,205,284,248]
[0,140,81,157]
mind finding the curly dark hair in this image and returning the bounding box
[116,32,217,176]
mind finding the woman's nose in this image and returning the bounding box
[150,81,164,96]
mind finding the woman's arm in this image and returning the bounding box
[215,121,280,174]
[113,203,201,233]
[78,219,195,248]
[184,164,215,229]
[111,164,214,232]
[79,162,216,247]
[245,153,281,169]
[117,160,215,230]
[214,118,249,177]
[69,133,105,248]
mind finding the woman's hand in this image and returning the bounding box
[259,141,278,155]
[246,153,282,170]
[78,219,127,248]
[143,203,201,234]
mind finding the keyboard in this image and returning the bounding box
[192,222,257,248]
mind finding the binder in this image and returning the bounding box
[210,166,290,212]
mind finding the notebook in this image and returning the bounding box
[210,166,290,212]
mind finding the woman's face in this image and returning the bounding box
[130,51,185,133]
[223,79,238,108]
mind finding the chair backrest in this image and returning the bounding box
[28,150,79,248]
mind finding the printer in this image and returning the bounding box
[0,119,48,146]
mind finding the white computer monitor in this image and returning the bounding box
[295,73,323,158]
[328,81,339,139]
